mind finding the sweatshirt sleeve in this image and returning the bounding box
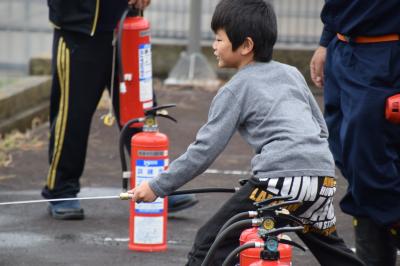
[148,88,241,197]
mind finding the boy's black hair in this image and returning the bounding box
[211,0,277,62]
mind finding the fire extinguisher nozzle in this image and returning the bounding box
[119,192,132,200]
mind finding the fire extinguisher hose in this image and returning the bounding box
[201,219,254,266]
[170,187,237,195]
[217,211,257,236]
[222,242,263,266]
[119,117,143,190]
[117,8,128,82]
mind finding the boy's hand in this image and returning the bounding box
[310,46,327,89]
[128,0,151,9]
[128,181,157,203]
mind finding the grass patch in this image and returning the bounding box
[0,125,45,168]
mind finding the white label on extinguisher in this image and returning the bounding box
[138,44,153,102]
[134,216,163,244]
[135,159,165,214]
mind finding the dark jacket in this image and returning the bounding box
[319,0,400,46]
[47,0,128,36]
[48,0,100,36]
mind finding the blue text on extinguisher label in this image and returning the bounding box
[138,44,152,102]
[135,159,166,214]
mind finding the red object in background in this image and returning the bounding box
[240,228,292,266]
[119,15,153,127]
[386,94,400,124]
[128,129,169,252]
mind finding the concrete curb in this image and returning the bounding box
[30,45,315,85]
[0,76,51,135]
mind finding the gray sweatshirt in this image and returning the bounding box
[149,61,335,197]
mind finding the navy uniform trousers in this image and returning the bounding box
[324,37,400,265]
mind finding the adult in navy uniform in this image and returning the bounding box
[310,1,400,265]
[42,0,198,220]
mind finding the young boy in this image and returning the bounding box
[129,0,365,265]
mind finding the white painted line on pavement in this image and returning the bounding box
[104,237,129,242]
[103,238,179,245]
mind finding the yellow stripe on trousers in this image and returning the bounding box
[46,37,70,189]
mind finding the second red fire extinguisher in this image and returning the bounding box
[117,7,153,127]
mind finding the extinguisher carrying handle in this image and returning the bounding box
[145,104,176,113]
[145,104,177,120]
[259,225,304,238]
[157,114,177,123]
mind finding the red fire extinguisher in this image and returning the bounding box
[239,228,293,266]
[118,105,176,252]
[215,201,305,266]
[117,7,153,127]
[129,105,176,252]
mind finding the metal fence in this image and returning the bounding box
[0,0,324,74]
[147,0,324,45]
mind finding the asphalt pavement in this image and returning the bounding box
[0,83,397,266]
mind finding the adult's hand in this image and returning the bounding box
[310,46,327,89]
[128,0,151,9]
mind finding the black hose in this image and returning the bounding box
[119,118,142,190]
[217,212,252,236]
[222,242,259,266]
[170,188,236,195]
[117,8,128,82]
[117,7,139,82]
[201,219,253,266]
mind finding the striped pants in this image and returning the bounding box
[42,29,117,199]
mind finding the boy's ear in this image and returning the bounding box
[240,37,254,56]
